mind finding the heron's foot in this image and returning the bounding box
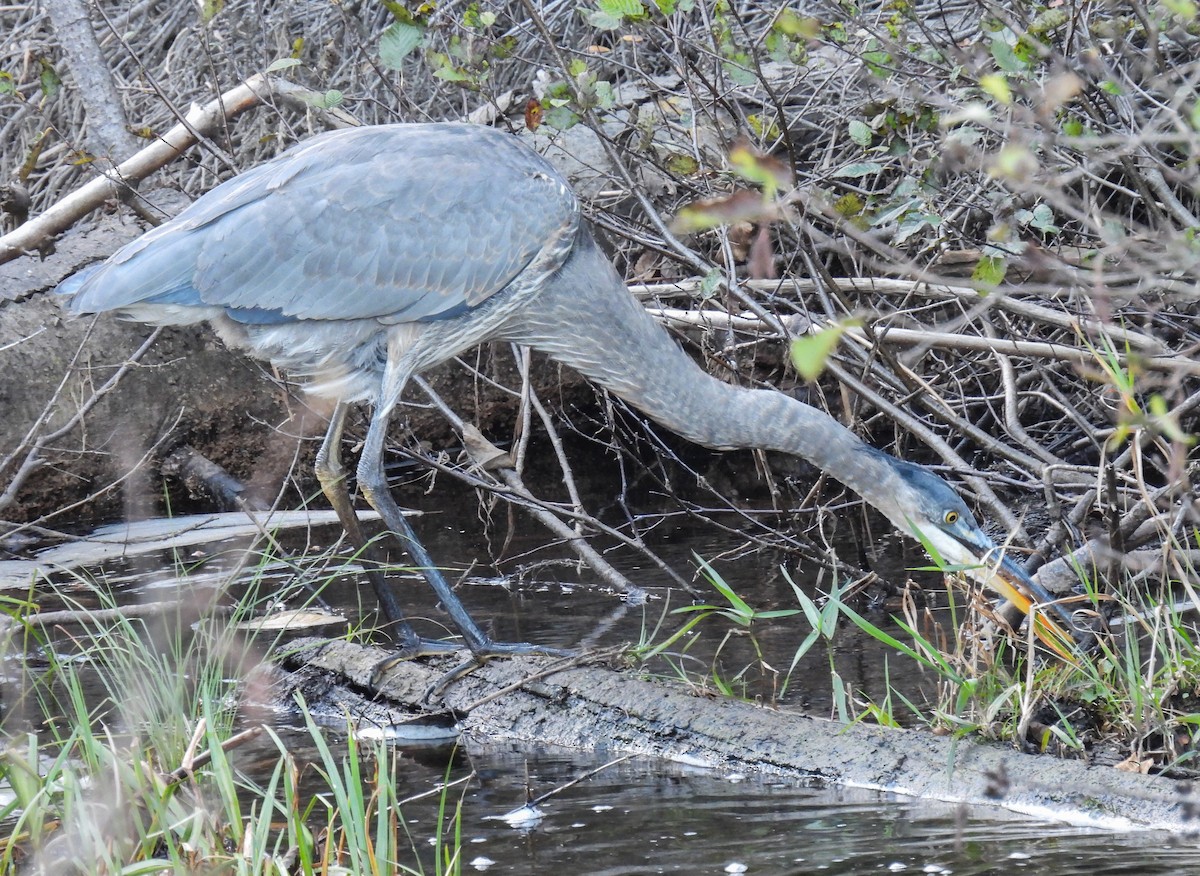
[468,639,576,660]
[390,636,466,659]
[369,637,576,692]
[367,637,464,688]
[423,643,580,702]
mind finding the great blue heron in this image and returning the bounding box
[60,123,1076,657]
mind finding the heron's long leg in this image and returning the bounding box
[355,392,572,660]
[315,402,457,655]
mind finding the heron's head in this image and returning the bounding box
[880,455,1082,651]
[866,451,1045,602]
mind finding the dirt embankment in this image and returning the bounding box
[0,217,601,523]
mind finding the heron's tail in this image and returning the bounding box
[55,263,103,301]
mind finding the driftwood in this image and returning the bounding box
[0,74,270,264]
[279,637,1196,833]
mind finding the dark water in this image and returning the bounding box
[252,727,1198,876]
[9,473,1200,873]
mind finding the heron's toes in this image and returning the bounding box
[472,640,576,660]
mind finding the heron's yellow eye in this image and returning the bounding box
[944,510,959,525]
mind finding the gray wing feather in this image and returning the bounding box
[67,124,579,323]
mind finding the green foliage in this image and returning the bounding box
[833,192,865,217]
[587,0,648,30]
[0,568,462,872]
[380,21,425,69]
[833,161,883,179]
[631,556,803,699]
[848,119,873,147]
[861,48,893,77]
[978,73,1012,104]
[971,253,1008,287]
[1015,203,1060,236]
[37,58,60,99]
[710,0,757,86]
[266,57,302,73]
[790,321,855,381]
[199,0,224,24]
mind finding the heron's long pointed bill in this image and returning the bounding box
[972,548,1078,662]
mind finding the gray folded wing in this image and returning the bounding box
[65,124,579,325]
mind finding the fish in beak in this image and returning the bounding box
[932,517,1080,660]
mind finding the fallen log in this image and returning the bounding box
[279,637,1196,833]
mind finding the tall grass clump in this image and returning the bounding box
[0,568,463,873]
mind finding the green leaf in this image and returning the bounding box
[893,213,940,245]
[848,119,873,146]
[774,10,819,38]
[266,57,302,73]
[379,21,423,69]
[861,50,892,77]
[1029,203,1060,234]
[991,142,1034,178]
[979,73,1012,104]
[463,5,496,27]
[590,0,645,28]
[791,324,846,380]
[38,60,60,98]
[200,0,224,23]
[699,269,723,299]
[833,192,864,217]
[599,0,646,16]
[870,196,921,227]
[989,36,1026,73]
[971,254,1007,287]
[594,79,615,109]
[432,65,471,82]
[665,152,700,175]
[721,58,758,87]
[947,125,982,146]
[587,9,624,28]
[832,161,883,179]
[728,143,791,193]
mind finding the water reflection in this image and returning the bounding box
[261,729,1200,875]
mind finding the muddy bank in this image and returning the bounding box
[0,221,603,523]
[278,637,1196,833]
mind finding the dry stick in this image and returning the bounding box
[411,376,655,601]
[455,648,622,715]
[45,0,138,160]
[526,753,636,808]
[4,411,181,543]
[987,329,1067,468]
[631,278,1167,355]
[513,345,588,535]
[0,327,163,513]
[12,603,235,629]
[514,0,790,341]
[396,772,476,807]
[637,299,1184,377]
[167,723,265,785]
[0,73,273,264]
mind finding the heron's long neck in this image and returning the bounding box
[506,230,893,511]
